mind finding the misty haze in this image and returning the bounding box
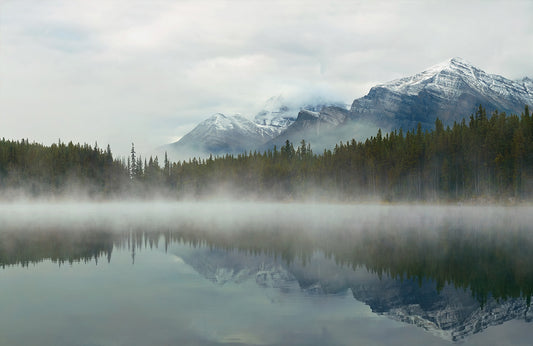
[2,0,533,345]
[1,202,533,345]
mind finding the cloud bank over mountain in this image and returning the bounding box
[165,58,533,160]
[1,1,532,157]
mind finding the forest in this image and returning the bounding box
[1,105,532,202]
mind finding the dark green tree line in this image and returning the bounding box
[0,139,129,196]
[2,106,532,201]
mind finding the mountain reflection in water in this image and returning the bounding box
[0,203,532,343]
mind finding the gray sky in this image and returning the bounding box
[1,0,532,157]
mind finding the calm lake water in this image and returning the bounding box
[0,202,532,345]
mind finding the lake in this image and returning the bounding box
[0,202,532,345]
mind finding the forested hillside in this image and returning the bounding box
[1,106,532,201]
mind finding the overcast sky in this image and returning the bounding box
[1,0,532,157]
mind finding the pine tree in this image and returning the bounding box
[130,143,136,180]
[164,151,170,176]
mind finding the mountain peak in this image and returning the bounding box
[253,94,341,128]
[375,57,484,96]
[167,59,532,160]
[199,113,251,132]
[448,56,470,65]
[209,113,227,120]
[427,57,465,71]
[202,112,227,125]
[428,57,472,71]
[352,58,533,131]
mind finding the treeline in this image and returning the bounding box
[165,105,533,201]
[1,105,532,201]
[0,139,129,196]
[326,105,533,201]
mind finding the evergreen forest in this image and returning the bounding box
[1,105,532,202]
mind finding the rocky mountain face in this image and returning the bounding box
[167,113,274,159]
[350,57,533,130]
[166,96,342,159]
[177,248,533,343]
[262,106,352,150]
[166,58,533,159]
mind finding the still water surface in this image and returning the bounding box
[0,202,532,345]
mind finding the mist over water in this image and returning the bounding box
[1,201,533,345]
[2,201,533,233]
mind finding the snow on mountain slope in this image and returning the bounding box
[379,57,533,101]
[254,95,342,129]
[165,58,532,159]
[166,96,341,159]
[253,95,298,129]
[188,113,271,139]
[518,77,533,94]
[168,113,272,158]
[351,57,533,129]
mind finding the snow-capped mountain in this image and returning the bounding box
[254,95,342,129]
[350,57,533,129]
[165,96,340,159]
[253,95,299,129]
[165,58,532,159]
[167,113,275,158]
[375,58,530,98]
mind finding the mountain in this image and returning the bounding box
[165,58,532,159]
[261,105,380,151]
[349,57,533,130]
[253,95,299,128]
[165,96,342,159]
[177,247,533,343]
[167,113,274,159]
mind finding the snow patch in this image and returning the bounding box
[375,57,533,107]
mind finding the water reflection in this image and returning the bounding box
[1,208,532,343]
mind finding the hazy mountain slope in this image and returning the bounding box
[167,113,271,158]
[264,58,532,152]
[253,95,299,128]
[164,58,532,159]
[263,106,376,150]
[166,97,342,159]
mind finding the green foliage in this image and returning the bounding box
[161,106,533,201]
[0,139,128,196]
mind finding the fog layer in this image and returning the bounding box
[2,201,532,235]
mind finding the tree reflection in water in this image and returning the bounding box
[1,220,532,307]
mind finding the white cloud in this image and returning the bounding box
[1,0,532,157]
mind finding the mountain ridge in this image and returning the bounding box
[165,58,532,159]
[350,57,533,129]
[167,99,344,158]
